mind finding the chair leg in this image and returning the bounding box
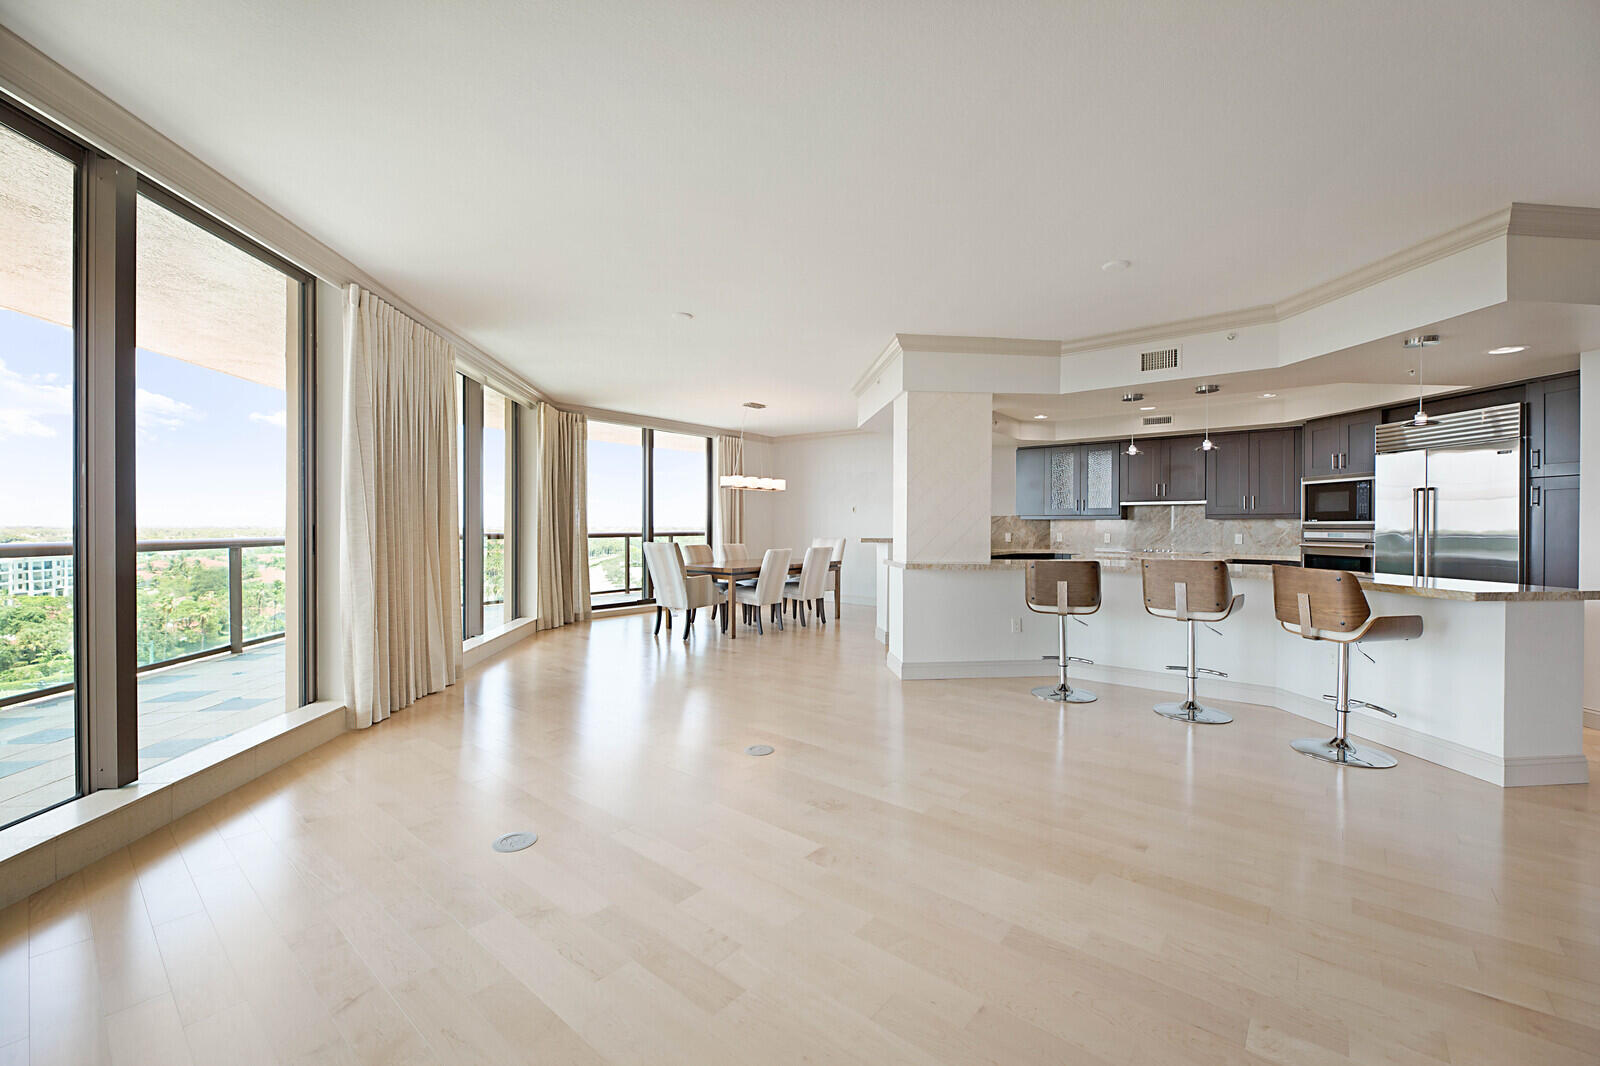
[818,598,826,624]
[1291,643,1399,768]
[654,607,662,634]
[683,608,694,640]
[1154,619,1231,724]
[800,601,807,627]
[1033,614,1096,703]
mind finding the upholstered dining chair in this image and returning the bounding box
[642,541,718,640]
[812,537,846,618]
[735,548,791,635]
[784,545,833,626]
[680,543,727,627]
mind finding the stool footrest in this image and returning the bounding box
[1165,664,1187,671]
[1067,656,1093,665]
[1196,667,1228,678]
[1351,698,1397,718]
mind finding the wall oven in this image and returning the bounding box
[1302,476,1372,526]
[1301,538,1375,574]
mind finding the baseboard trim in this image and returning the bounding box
[0,700,347,911]
[889,657,1589,788]
[464,616,541,668]
[1585,707,1600,731]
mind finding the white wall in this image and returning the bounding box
[992,439,1017,515]
[746,431,891,604]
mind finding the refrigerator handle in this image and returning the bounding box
[1424,486,1438,578]
[1411,487,1422,578]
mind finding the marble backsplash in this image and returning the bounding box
[992,506,1299,556]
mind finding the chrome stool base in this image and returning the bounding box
[1291,736,1397,769]
[1032,683,1097,704]
[1153,700,1233,725]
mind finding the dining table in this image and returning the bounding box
[683,552,841,638]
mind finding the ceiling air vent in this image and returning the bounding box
[1142,415,1173,426]
[1140,346,1180,372]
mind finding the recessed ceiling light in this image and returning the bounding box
[1139,405,1156,411]
[1032,414,1048,420]
[673,310,695,320]
[1100,259,1132,272]
[1261,392,1277,398]
[1487,345,1526,355]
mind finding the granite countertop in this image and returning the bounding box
[1357,572,1600,602]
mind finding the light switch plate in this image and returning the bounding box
[1010,617,1023,633]
[1103,532,1111,543]
[1234,533,1243,544]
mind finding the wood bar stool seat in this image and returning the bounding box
[1270,565,1423,769]
[1024,560,1102,703]
[1140,559,1244,724]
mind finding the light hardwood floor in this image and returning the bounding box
[3,607,1599,1065]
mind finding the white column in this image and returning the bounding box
[1581,349,1600,725]
[889,391,992,673]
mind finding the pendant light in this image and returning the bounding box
[718,402,787,492]
[1403,334,1441,427]
[1124,433,1140,457]
[1194,384,1220,451]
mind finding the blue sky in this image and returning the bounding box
[587,435,708,534]
[0,308,288,533]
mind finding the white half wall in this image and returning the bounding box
[992,439,1017,516]
[894,392,993,563]
[759,431,891,605]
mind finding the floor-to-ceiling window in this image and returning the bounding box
[0,109,82,827]
[0,95,314,829]
[586,423,711,609]
[458,375,520,640]
[131,187,308,772]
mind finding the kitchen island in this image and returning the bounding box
[886,551,1598,786]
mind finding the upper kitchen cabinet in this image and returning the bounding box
[1303,409,1380,479]
[1206,428,1300,517]
[1015,442,1120,518]
[1121,435,1206,503]
[1120,432,1203,502]
[1527,375,1581,478]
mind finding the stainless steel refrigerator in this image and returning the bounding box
[1373,403,1523,583]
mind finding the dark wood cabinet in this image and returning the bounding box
[1016,442,1120,518]
[1119,435,1204,503]
[1015,446,1046,517]
[1528,376,1581,478]
[1528,475,1580,588]
[1206,428,1300,517]
[1303,409,1379,479]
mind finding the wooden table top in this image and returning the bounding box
[684,556,840,577]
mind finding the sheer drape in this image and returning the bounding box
[339,284,462,729]
[535,403,590,629]
[716,434,744,544]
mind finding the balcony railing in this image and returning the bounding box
[587,531,706,602]
[0,536,286,709]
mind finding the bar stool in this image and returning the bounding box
[1140,559,1244,724]
[1024,560,1102,703]
[1270,565,1423,769]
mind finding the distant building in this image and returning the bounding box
[0,555,73,598]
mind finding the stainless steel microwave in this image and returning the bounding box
[1302,476,1373,525]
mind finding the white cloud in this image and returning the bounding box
[0,358,71,440]
[135,388,198,431]
[249,409,287,429]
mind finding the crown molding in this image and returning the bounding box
[1507,201,1600,240]
[893,334,1062,357]
[0,24,553,410]
[768,427,887,445]
[850,335,904,397]
[1057,305,1277,356]
[563,404,767,443]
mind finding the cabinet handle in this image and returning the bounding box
[1532,448,1541,469]
[1532,484,1542,506]
[1331,452,1336,470]
[1250,494,1256,511]
[1242,495,1247,510]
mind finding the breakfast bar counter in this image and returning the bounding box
[886,554,1598,786]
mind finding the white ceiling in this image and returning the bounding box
[4,1,1598,434]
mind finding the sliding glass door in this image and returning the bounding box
[0,96,315,828]
[459,376,520,639]
[586,423,712,609]
[0,110,83,827]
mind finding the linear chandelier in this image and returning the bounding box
[719,401,786,492]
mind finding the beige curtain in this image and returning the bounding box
[717,434,744,544]
[339,285,462,729]
[535,403,590,629]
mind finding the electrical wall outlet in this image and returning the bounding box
[1010,617,1023,633]
[1004,531,1012,543]
[1054,531,1064,543]
[1234,533,1243,544]
[1103,532,1111,543]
